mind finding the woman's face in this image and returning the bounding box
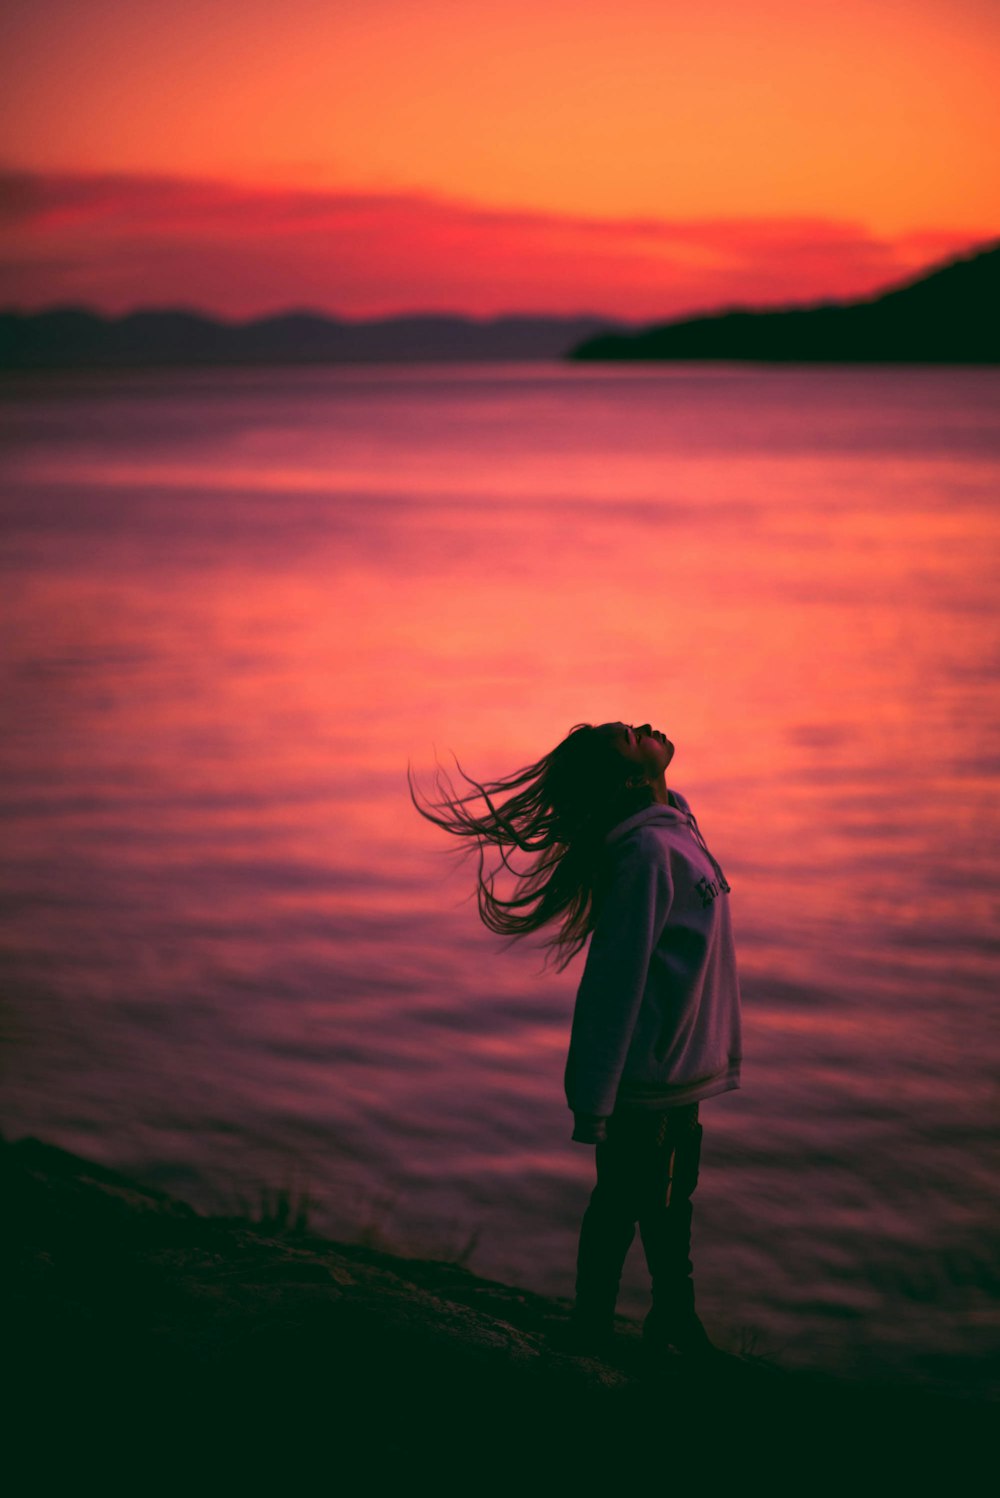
[602,721,675,780]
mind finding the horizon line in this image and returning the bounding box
[5,229,996,332]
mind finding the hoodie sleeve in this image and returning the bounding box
[564,829,674,1119]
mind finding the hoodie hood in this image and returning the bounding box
[606,792,730,891]
[605,794,693,846]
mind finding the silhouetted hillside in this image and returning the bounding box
[6,1135,992,1474]
[569,242,1000,363]
[0,308,626,369]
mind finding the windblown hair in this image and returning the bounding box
[409,724,652,967]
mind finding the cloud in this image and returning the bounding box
[0,169,988,320]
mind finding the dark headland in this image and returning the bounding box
[4,1134,990,1474]
[569,241,1000,363]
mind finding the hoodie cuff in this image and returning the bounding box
[572,1113,609,1144]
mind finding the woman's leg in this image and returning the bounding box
[637,1104,715,1354]
[572,1111,660,1335]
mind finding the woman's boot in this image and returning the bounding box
[565,1177,637,1351]
[638,1110,718,1359]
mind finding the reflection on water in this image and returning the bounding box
[1,364,998,1396]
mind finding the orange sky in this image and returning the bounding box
[2,0,998,318]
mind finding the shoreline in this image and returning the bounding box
[5,1133,993,1468]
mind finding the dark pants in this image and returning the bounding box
[575,1103,703,1329]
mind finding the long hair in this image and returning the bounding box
[409,723,652,968]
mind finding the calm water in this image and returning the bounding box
[1,364,998,1398]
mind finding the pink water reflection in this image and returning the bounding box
[1,365,998,1394]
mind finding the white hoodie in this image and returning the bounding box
[564,792,742,1119]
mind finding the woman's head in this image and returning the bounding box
[596,721,675,793]
[409,719,674,965]
[539,721,672,838]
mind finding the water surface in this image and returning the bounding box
[2,364,997,1397]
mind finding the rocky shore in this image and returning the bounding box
[4,1134,990,1475]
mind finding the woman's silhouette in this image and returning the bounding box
[411,721,742,1361]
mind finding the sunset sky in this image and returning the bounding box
[2,0,998,320]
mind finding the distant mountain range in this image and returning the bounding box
[1,242,996,368]
[0,309,624,369]
[570,242,999,363]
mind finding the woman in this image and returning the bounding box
[410,720,742,1362]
